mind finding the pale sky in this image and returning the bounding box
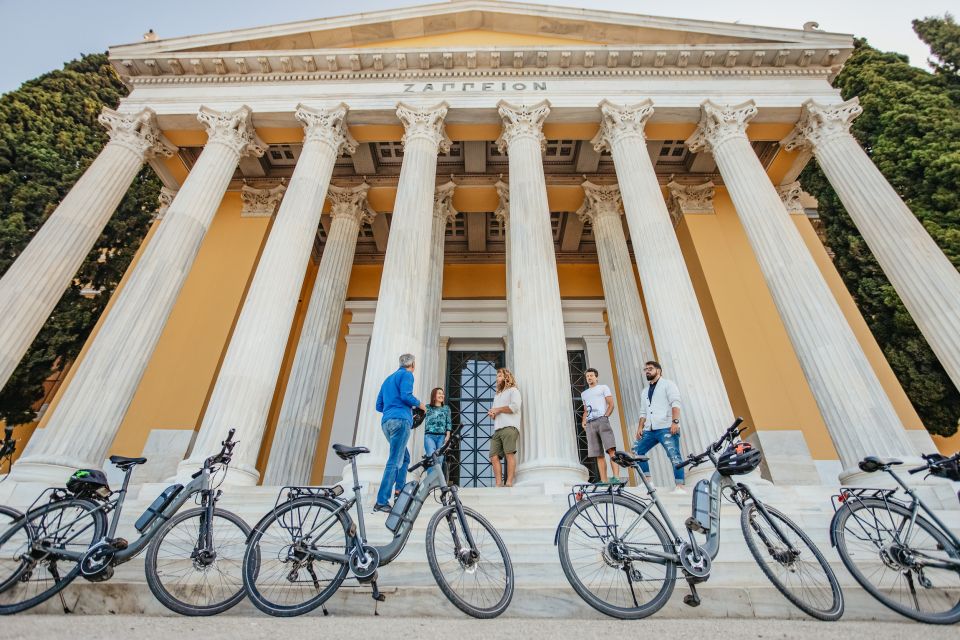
[0,0,956,94]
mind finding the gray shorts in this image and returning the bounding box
[585,416,617,457]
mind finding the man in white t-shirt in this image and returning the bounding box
[580,368,621,484]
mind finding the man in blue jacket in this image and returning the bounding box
[373,353,426,512]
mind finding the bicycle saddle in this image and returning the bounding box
[109,455,147,469]
[333,444,370,460]
[612,450,648,466]
[858,456,903,473]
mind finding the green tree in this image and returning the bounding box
[912,13,960,81]
[800,20,960,437]
[0,53,160,425]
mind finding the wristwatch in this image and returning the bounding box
[671,419,680,425]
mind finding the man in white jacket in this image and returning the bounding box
[633,361,686,492]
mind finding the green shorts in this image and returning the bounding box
[489,426,519,458]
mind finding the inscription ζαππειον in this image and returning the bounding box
[402,81,547,92]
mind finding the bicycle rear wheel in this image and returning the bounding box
[243,497,350,617]
[0,499,105,615]
[145,507,251,616]
[557,493,675,619]
[425,504,514,618]
[833,497,960,624]
[740,501,844,621]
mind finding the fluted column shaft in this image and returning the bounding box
[0,108,175,392]
[577,182,655,439]
[182,104,354,485]
[420,182,457,398]
[262,182,371,486]
[595,100,734,460]
[498,101,586,485]
[783,98,960,390]
[495,181,514,370]
[353,103,450,480]
[690,100,916,480]
[11,107,264,483]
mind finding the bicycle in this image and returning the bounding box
[0,429,250,616]
[555,417,844,620]
[830,452,960,624]
[242,426,514,618]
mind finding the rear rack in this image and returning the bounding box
[831,486,901,512]
[26,487,71,512]
[276,484,344,508]
[567,482,628,510]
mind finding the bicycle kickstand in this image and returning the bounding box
[370,577,386,615]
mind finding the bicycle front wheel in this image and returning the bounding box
[833,497,960,624]
[557,493,676,620]
[145,506,251,616]
[243,497,350,617]
[741,501,844,621]
[425,504,514,618]
[0,499,105,615]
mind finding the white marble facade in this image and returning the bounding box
[3,1,953,489]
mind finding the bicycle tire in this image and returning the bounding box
[145,506,251,616]
[832,497,960,624]
[740,500,844,620]
[557,493,676,620]
[0,498,105,615]
[425,504,514,618]
[0,505,24,593]
[243,496,350,617]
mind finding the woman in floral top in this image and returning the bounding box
[423,387,452,471]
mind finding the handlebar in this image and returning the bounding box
[673,418,746,471]
[204,428,238,469]
[909,451,960,475]
[409,425,462,473]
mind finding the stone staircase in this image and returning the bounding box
[1,478,958,620]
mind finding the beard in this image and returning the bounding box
[645,373,656,380]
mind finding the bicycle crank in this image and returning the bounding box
[678,542,711,581]
[349,544,381,582]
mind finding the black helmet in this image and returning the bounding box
[412,407,426,428]
[717,442,762,476]
[66,469,111,499]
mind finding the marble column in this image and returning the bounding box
[353,102,450,482]
[420,182,457,398]
[181,104,355,485]
[11,106,264,483]
[688,100,917,481]
[593,100,734,462]
[576,182,658,470]
[497,100,586,485]
[494,180,514,371]
[262,183,373,486]
[782,98,960,391]
[0,108,175,392]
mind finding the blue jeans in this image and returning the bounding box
[377,418,411,505]
[424,433,446,469]
[633,429,685,483]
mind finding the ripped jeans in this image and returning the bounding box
[633,429,685,483]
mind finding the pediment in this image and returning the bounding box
[110,0,852,80]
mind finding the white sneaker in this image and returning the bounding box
[671,485,688,495]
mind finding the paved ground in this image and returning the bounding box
[4,615,956,639]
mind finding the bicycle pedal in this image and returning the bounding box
[683,593,701,607]
[109,537,129,550]
[684,517,705,533]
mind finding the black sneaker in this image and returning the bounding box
[373,502,392,513]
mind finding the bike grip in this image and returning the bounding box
[908,466,927,475]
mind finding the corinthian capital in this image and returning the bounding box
[496,100,550,153]
[241,183,286,217]
[576,181,622,222]
[591,99,654,153]
[434,181,458,222]
[667,181,716,225]
[493,180,510,224]
[327,182,375,225]
[396,102,451,153]
[99,107,177,159]
[154,186,178,221]
[198,105,266,157]
[780,98,862,151]
[686,100,757,153]
[777,181,806,214]
[296,103,358,156]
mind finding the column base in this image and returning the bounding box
[515,459,588,487]
[174,459,260,486]
[838,456,927,486]
[8,457,93,485]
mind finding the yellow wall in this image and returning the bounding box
[110,193,272,457]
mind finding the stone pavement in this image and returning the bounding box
[4,615,956,640]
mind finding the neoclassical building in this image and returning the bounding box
[2,1,959,490]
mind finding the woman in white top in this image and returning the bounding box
[487,368,521,487]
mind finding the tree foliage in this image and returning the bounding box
[0,53,160,425]
[800,18,960,436]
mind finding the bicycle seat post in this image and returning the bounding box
[350,456,367,541]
